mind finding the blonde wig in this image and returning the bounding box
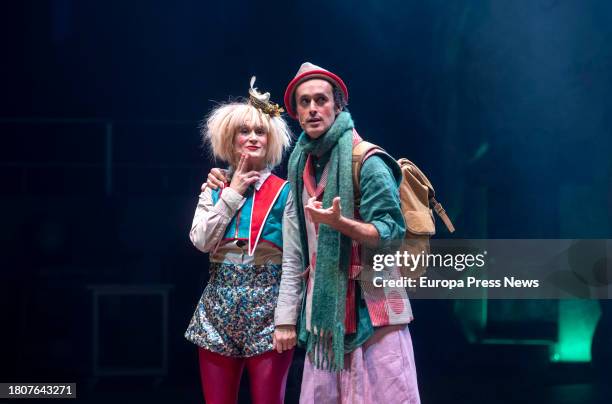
[203,101,292,169]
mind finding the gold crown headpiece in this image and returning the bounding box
[248,76,284,117]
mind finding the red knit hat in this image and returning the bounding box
[283,62,349,119]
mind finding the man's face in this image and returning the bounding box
[295,79,340,139]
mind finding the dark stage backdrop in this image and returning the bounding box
[1,1,611,403]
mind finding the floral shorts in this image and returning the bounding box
[185,262,281,357]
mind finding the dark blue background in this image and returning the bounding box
[1,1,611,403]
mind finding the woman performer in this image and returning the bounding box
[185,78,303,404]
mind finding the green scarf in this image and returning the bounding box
[288,111,355,371]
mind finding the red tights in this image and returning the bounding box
[198,347,294,404]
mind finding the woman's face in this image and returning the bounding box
[233,121,268,170]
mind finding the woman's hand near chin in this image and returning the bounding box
[228,154,260,195]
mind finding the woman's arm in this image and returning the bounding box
[273,189,304,353]
[189,186,245,253]
[274,189,304,325]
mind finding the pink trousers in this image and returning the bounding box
[300,325,421,404]
[198,347,294,404]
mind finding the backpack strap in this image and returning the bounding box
[352,140,386,209]
[431,196,455,233]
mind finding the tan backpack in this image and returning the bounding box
[352,141,455,279]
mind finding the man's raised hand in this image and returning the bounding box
[304,196,342,226]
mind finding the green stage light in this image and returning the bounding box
[552,300,601,362]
